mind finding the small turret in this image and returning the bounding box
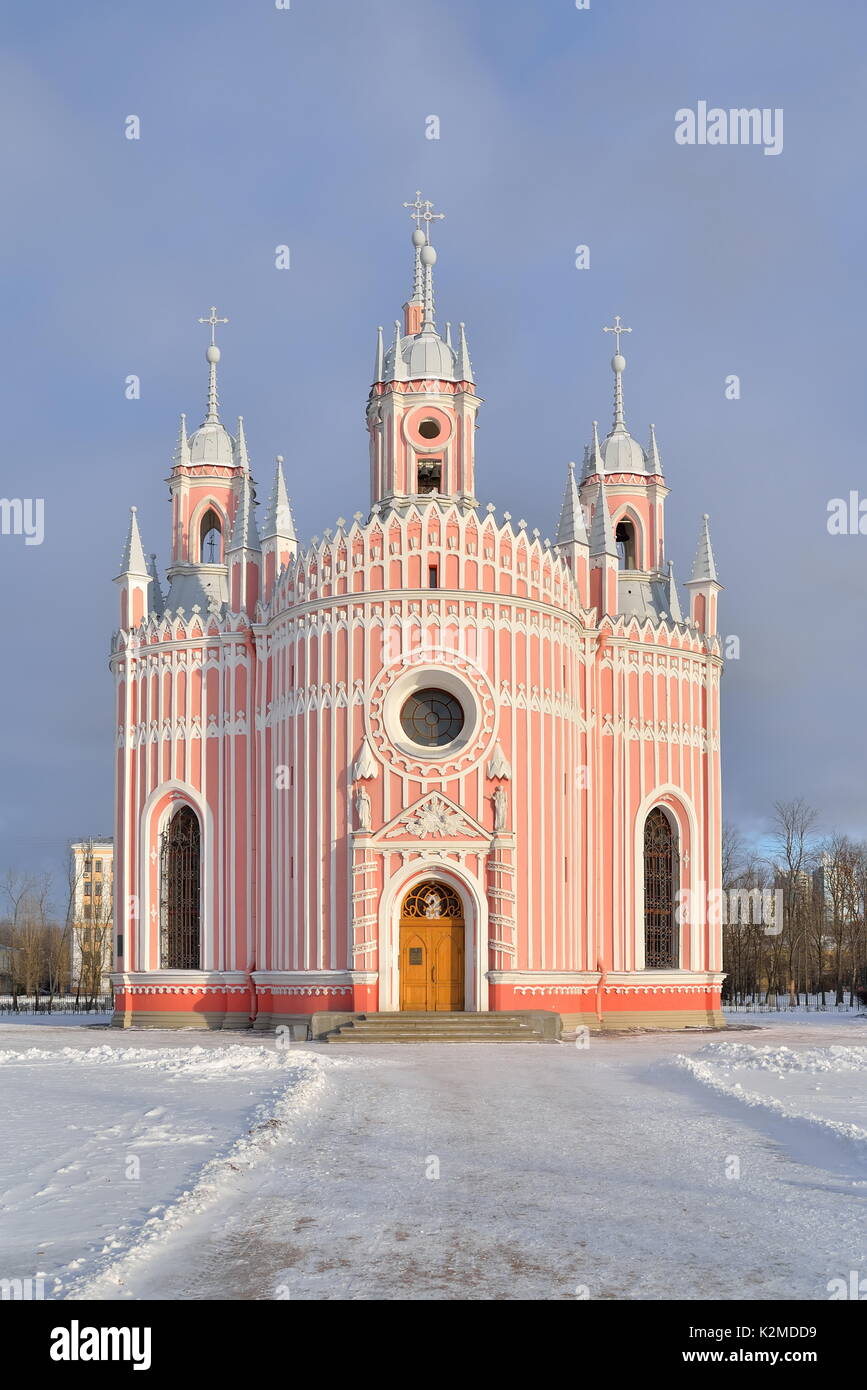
[227,473,261,614]
[646,422,663,476]
[260,455,298,599]
[665,560,683,623]
[589,473,618,618]
[147,553,165,618]
[685,514,721,634]
[455,321,474,384]
[555,461,589,600]
[114,506,151,629]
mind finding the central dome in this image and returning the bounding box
[601,428,647,473]
[188,421,235,466]
[386,329,457,381]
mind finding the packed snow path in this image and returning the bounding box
[63,1022,866,1302]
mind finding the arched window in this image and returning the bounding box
[644,807,678,968]
[160,806,201,969]
[199,508,223,564]
[615,519,637,570]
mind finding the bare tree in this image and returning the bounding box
[2,869,34,1011]
[766,799,819,1001]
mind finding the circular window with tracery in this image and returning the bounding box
[399,688,465,748]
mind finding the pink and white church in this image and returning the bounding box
[110,197,725,1032]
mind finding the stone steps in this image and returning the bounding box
[322,1011,555,1044]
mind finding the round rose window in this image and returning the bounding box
[399,688,465,748]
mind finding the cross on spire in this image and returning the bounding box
[403,191,445,241]
[198,307,228,425]
[603,315,632,355]
[198,306,228,347]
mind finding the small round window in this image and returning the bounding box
[418,418,441,439]
[400,688,465,747]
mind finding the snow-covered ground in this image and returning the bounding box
[0,1025,331,1297]
[1,1014,865,1301]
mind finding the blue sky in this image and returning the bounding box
[1,0,865,899]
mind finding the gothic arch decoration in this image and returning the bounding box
[613,508,643,571]
[643,806,678,968]
[401,881,464,920]
[199,506,223,564]
[160,805,201,969]
[378,860,488,1013]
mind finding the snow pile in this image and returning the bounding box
[694,1041,867,1074]
[0,1043,300,1078]
[668,1041,867,1173]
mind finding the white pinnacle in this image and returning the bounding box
[118,506,149,577]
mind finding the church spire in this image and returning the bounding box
[403,191,445,330]
[368,194,479,512]
[603,315,632,433]
[197,305,228,425]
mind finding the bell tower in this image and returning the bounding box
[163,308,259,615]
[367,193,482,513]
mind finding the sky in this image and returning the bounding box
[0,0,865,902]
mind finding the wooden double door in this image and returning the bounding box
[398,881,465,1012]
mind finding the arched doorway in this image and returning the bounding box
[160,805,201,969]
[399,880,465,1012]
[643,807,678,968]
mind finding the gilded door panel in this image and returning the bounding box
[398,881,466,1013]
[432,925,464,1011]
[399,928,430,1011]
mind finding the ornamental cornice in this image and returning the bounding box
[507,983,722,997]
[257,587,593,639]
[117,984,250,996]
[255,985,352,997]
[251,971,357,991]
[169,464,236,481]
